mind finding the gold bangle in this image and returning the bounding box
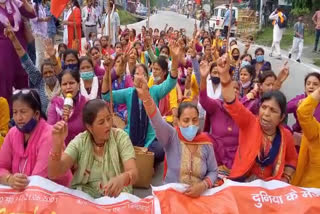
[202,180,209,190]
[5,174,12,185]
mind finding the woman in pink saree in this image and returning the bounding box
[0,89,71,190]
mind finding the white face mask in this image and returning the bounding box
[154,76,161,83]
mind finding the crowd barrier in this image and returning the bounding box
[0,176,320,213]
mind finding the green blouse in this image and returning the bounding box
[65,129,135,198]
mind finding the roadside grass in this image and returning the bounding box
[314,58,320,67]
[118,9,138,25]
[255,26,314,50]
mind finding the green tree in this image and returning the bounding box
[140,0,157,8]
[286,0,316,10]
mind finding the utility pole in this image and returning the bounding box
[259,0,263,31]
[147,0,150,28]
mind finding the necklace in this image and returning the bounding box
[93,142,105,148]
[185,145,198,182]
[263,132,276,142]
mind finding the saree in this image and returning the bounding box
[163,127,212,181]
[66,129,135,198]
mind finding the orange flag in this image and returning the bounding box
[51,0,69,18]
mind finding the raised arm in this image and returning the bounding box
[189,44,200,85]
[5,26,42,86]
[48,121,75,179]
[297,89,320,141]
[269,10,278,20]
[45,39,61,75]
[101,55,114,94]
[20,0,36,17]
[134,75,175,148]
[218,55,255,128]
[145,36,157,63]
[199,61,218,115]
[4,25,26,57]
[274,61,289,90]
[152,41,180,99]
[218,55,235,103]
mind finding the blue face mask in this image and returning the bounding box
[16,117,38,133]
[241,60,251,68]
[179,125,199,141]
[63,63,79,71]
[80,71,95,80]
[256,55,264,63]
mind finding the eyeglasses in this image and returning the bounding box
[13,89,41,106]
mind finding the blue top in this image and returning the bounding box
[20,54,48,113]
[102,75,177,147]
[224,9,230,27]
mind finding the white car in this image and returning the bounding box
[209,4,238,35]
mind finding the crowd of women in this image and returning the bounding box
[0,0,320,200]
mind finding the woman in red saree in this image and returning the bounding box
[62,0,81,51]
[216,55,298,183]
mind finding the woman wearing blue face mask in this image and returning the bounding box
[133,75,218,198]
[62,49,79,71]
[0,89,72,190]
[251,48,272,76]
[79,57,101,100]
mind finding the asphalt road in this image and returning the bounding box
[126,10,320,198]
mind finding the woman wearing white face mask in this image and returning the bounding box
[148,56,178,125]
[238,65,256,98]
[134,75,218,198]
[79,56,101,100]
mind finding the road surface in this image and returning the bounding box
[126,10,320,198]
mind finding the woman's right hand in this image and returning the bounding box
[103,54,113,72]
[45,39,56,58]
[52,121,68,144]
[199,60,210,78]
[8,173,29,190]
[4,24,16,41]
[134,75,149,100]
[311,87,320,101]
[217,54,231,83]
[62,106,71,122]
